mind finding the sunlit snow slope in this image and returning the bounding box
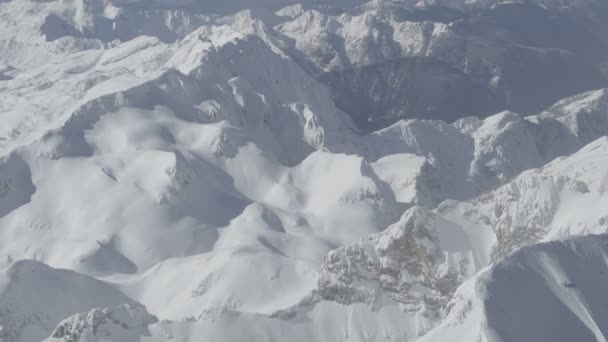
[1,0,608,341]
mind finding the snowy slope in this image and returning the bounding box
[1,0,608,341]
[436,135,608,261]
[421,234,608,342]
[0,260,135,342]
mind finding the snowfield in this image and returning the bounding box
[1,0,608,341]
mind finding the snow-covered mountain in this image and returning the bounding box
[1,0,608,341]
[421,234,608,342]
[0,260,136,342]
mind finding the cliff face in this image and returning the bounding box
[1,1,608,341]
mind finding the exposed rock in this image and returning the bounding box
[49,303,158,342]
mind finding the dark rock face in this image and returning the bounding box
[322,1,608,133]
[322,57,506,132]
[50,303,158,342]
[41,14,84,41]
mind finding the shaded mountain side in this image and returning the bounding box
[491,44,607,114]
[321,56,506,132]
[322,48,606,133]
[4,1,608,341]
[451,1,608,113]
[287,1,608,132]
[458,2,608,64]
[422,234,608,342]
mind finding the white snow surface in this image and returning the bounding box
[0,0,607,341]
[421,234,608,342]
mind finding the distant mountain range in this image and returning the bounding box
[1,1,608,341]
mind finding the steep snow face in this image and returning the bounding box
[371,153,435,206]
[542,89,608,144]
[1,0,608,341]
[346,89,608,202]
[0,16,370,274]
[422,234,608,342]
[438,136,608,261]
[0,260,134,342]
[296,135,608,339]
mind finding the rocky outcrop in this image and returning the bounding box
[48,303,158,342]
[317,207,474,321]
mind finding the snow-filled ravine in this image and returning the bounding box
[1,0,608,341]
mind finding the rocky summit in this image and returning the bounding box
[1,1,608,341]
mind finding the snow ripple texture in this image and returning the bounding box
[0,0,607,341]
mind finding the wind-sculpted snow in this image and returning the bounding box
[1,0,608,341]
[421,234,608,342]
[0,260,135,342]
